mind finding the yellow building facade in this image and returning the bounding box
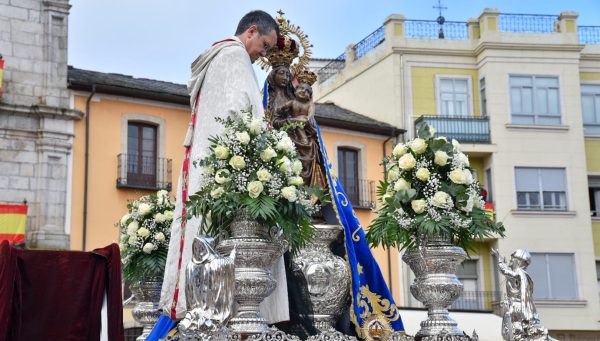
[313,8,600,340]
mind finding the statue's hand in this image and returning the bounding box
[490,248,499,258]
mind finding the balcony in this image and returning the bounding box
[414,115,490,144]
[116,153,172,191]
[339,178,376,209]
[404,290,501,313]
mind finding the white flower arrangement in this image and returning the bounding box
[117,189,175,282]
[367,122,504,251]
[187,110,316,253]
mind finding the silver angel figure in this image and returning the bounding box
[492,249,553,341]
[179,237,236,336]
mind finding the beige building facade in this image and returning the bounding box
[313,9,600,339]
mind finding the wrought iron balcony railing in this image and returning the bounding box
[403,290,501,313]
[339,177,376,209]
[499,13,557,33]
[117,153,172,191]
[405,20,468,40]
[355,26,386,59]
[414,115,490,144]
[579,26,600,44]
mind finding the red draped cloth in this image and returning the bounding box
[0,241,124,341]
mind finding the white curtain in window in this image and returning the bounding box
[540,168,566,192]
[515,168,539,192]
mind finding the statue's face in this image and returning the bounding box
[274,68,290,87]
[295,83,312,102]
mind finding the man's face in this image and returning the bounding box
[245,26,277,63]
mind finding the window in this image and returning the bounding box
[127,122,157,188]
[338,148,359,205]
[596,261,600,299]
[437,76,472,116]
[581,84,600,135]
[453,259,483,310]
[510,76,560,125]
[515,167,567,211]
[485,168,493,203]
[480,78,487,117]
[528,253,577,300]
[590,187,600,217]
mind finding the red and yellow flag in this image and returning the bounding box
[0,204,27,244]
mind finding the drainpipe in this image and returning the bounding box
[382,128,401,296]
[82,84,96,251]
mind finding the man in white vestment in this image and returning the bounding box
[159,10,289,324]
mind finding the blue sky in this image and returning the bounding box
[68,0,600,85]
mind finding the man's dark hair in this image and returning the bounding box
[235,10,279,37]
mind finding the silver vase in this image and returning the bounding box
[131,276,163,341]
[216,210,286,334]
[402,236,468,340]
[293,224,350,332]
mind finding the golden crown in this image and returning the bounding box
[296,69,317,85]
[266,35,299,68]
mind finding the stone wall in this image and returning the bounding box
[0,0,82,249]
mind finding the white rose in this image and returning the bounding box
[142,243,154,254]
[249,118,263,135]
[202,165,215,175]
[415,168,430,181]
[157,189,168,198]
[463,169,474,185]
[210,187,225,199]
[456,152,470,167]
[398,153,416,170]
[153,213,166,223]
[256,168,272,182]
[138,203,152,216]
[214,169,230,184]
[449,169,466,184]
[236,131,251,145]
[247,181,264,198]
[214,145,230,160]
[410,138,427,154]
[288,176,304,186]
[128,235,137,245]
[292,160,303,175]
[277,156,292,173]
[381,192,393,202]
[260,147,277,162]
[229,155,246,170]
[452,139,461,151]
[155,232,165,241]
[163,210,174,220]
[393,178,411,191]
[387,167,400,182]
[411,199,427,214]
[434,151,449,166]
[120,243,128,251]
[120,214,130,226]
[281,186,298,202]
[126,221,139,235]
[392,144,407,157]
[432,191,450,207]
[137,227,150,238]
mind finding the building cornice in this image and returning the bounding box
[474,42,585,55]
[0,102,84,120]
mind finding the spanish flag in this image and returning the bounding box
[0,204,27,245]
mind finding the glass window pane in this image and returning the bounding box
[582,84,600,93]
[529,254,550,299]
[582,95,595,124]
[537,116,561,125]
[512,115,535,125]
[455,94,468,116]
[454,79,468,92]
[536,77,559,87]
[511,88,521,113]
[515,168,540,191]
[510,76,532,87]
[548,254,576,299]
[536,88,548,114]
[595,96,600,123]
[522,88,533,113]
[548,89,559,115]
[457,259,478,277]
[529,192,540,208]
[440,79,453,91]
[596,261,600,281]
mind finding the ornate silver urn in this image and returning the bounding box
[131,277,163,341]
[293,224,350,332]
[216,210,287,335]
[402,236,470,341]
